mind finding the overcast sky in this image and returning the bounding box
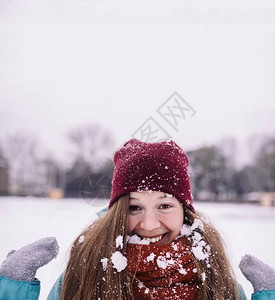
[1,0,274,165]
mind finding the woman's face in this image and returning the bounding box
[127,191,184,245]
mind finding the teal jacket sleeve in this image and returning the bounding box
[47,273,64,300]
[0,275,40,300]
[251,290,275,300]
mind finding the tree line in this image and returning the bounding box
[188,137,275,201]
[0,124,274,202]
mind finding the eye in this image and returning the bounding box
[159,204,172,209]
[129,205,142,212]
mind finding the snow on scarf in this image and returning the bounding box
[126,237,199,299]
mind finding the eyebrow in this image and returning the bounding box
[129,194,168,200]
[129,196,141,200]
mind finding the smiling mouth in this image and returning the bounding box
[140,233,167,244]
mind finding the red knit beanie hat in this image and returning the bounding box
[109,139,194,212]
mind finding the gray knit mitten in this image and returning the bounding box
[239,254,275,291]
[0,237,59,281]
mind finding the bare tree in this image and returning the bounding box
[0,144,9,195]
[188,146,231,201]
[65,123,115,198]
[218,136,238,169]
[1,133,50,196]
[67,123,115,172]
[255,136,275,191]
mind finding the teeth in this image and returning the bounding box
[143,235,163,244]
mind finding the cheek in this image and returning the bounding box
[164,211,184,232]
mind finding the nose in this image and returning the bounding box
[139,211,161,231]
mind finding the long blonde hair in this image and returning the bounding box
[61,195,238,299]
[183,207,238,299]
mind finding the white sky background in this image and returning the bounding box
[0,0,274,165]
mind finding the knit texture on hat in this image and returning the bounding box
[109,139,194,211]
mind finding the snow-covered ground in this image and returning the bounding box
[0,197,274,299]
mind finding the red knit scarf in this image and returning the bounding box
[126,237,199,300]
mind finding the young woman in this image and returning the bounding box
[58,138,243,299]
[1,139,274,300]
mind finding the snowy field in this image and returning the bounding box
[0,197,275,299]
